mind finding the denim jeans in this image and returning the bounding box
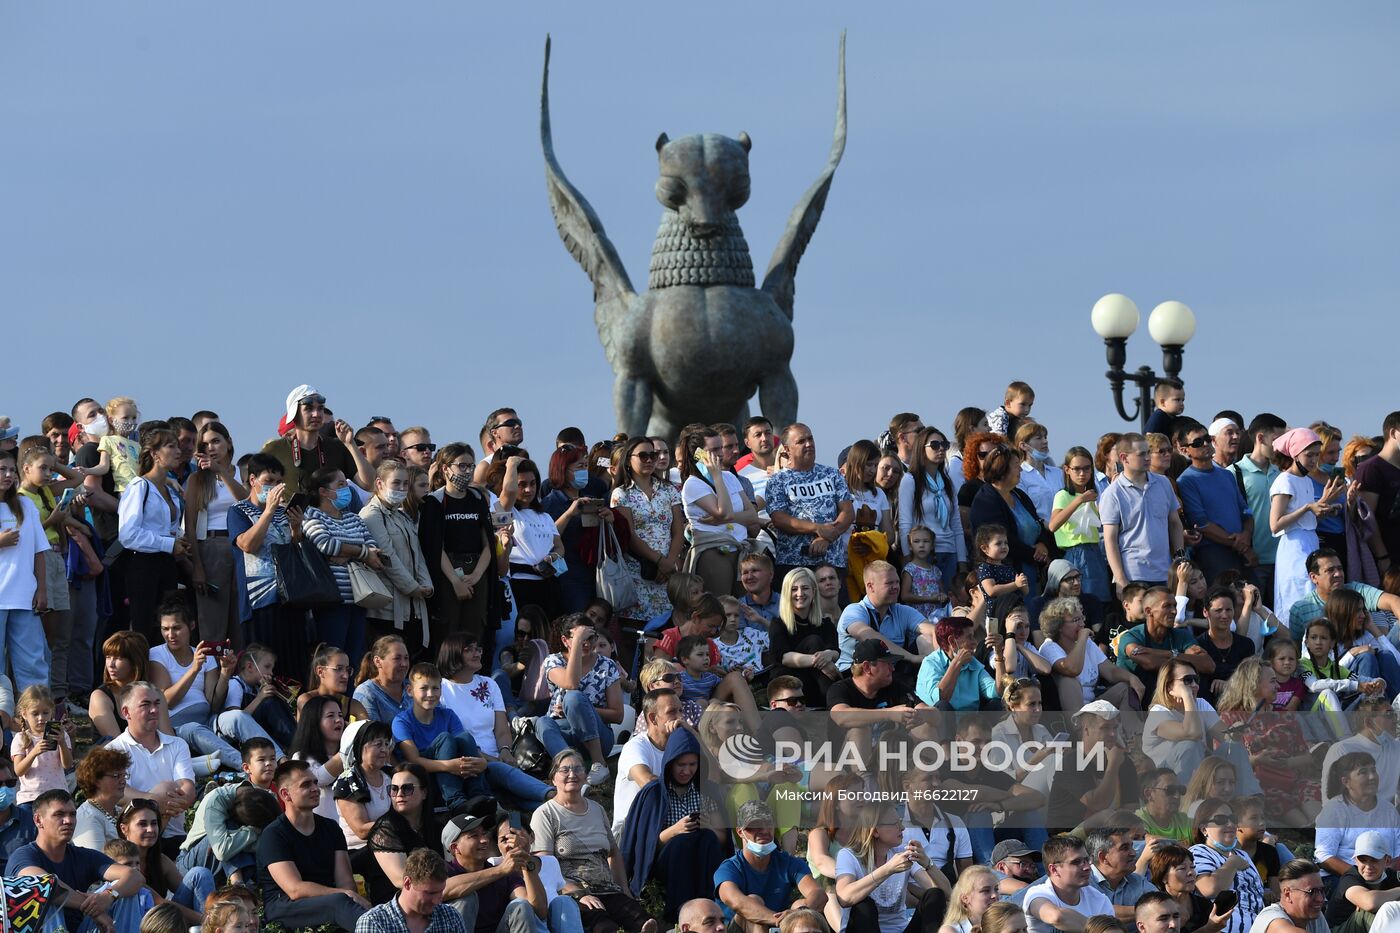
[177,831,258,882]
[533,691,614,763]
[547,896,584,933]
[172,866,216,911]
[0,607,50,692]
[215,709,284,757]
[175,722,243,770]
[313,603,367,669]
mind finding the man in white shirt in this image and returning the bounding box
[1320,699,1400,806]
[106,681,196,841]
[1024,835,1116,933]
[737,417,778,503]
[612,689,684,837]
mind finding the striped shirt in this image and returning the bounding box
[303,507,378,604]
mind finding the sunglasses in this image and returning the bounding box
[925,441,949,451]
[1183,438,1210,449]
[1204,814,1236,826]
[121,798,160,818]
[770,696,804,707]
[403,443,437,454]
[1179,675,1199,686]
[633,451,659,462]
[657,672,682,683]
[388,783,419,796]
[976,449,994,460]
[1287,887,1327,899]
[492,419,523,430]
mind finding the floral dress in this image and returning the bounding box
[610,481,682,618]
[1220,709,1320,814]
[903,562,950,622]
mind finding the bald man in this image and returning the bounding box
[678,898,725,932]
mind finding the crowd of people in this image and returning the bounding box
[2,380,1400,933]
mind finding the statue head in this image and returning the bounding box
[653,132,752,237]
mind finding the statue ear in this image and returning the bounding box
[655,132,670,154]
[737,132,752,153]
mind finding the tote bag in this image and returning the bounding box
[274,539,341,608]
[594,521,636,611]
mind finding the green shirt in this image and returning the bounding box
[1136,807,1193,843]
[1231,456,1280,564]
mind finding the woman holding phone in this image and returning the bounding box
[541,444,613,614]
[183,421,246,646]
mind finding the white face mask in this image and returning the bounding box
[382,488,408,506]
[85,415,110,438]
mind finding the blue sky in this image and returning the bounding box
[3,4,1397,459]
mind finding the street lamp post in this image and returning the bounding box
[1090,294,1197,433]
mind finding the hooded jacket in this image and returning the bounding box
[620,726,731,897]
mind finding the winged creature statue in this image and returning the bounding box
[541,34,847,437]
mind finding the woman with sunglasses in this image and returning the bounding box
[365,761,441,904]
[1216,658,1321,826]
[899,428,966,590]
[1147,842,1235,933]
[1189,798,1265,933]
[119,798,215,925]
[1143,659,1234,782]
[609,437,684,622]
[541,443,614,614]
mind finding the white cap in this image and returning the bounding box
[1208,417,1239,437]
[1072,699,1120,722]
[1355,830,1390,860]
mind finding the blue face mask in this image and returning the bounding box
[1132,838,1146,857]
[1029,448,1053,463]
[744,839,777,856]
[0,785,15,811]
[1319,462,1340,476]
[572,469,591,489]
[333,487,353,510]
[256,487,270,505]
[1209,839,1236,853]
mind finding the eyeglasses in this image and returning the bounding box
[403,443,437,454]
[102,772,126,781]
[633,451,658,462]
[1286,886,1327,899]
[555,765,586,776]
[1152,784,1187,796]
[323,665,351,675]
[1056,857,1091,868]
[492,419,523,430]
[388,783,419,796]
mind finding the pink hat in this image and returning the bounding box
[1275,427,1321,461]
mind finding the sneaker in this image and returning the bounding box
[586,763,610,787]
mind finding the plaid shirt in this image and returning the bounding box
[353,896,466,933]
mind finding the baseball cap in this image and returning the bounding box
[0,425,17,442]
[736,801,775,828]
[440,796,503,854]
[991,839,1040,864]
[852,641,895,665]
[1072,699,1120,722]
[1354,830,1389,860]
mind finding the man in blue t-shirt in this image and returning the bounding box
[5,790,144,933]
[764,424,854,579]
[1175,420,1256,584]
[715,802,823,928]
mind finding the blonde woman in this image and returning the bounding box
[834,802,945,933]
[770,567,840,707]
[939,866,1000,933]
[974,902,1028,933]
[1142,659,1232,781]
[698,699,801,852]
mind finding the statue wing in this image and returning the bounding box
[761,32,847,321]
[541,37,636,322]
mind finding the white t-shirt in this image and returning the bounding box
[900,808,971,870]
[835,846,914,933]
[1023,878,1117,933]
[0,498,49,610]
[440,676,504,757]
[739,463,771,503]
[510,508,558,577]
[198,477,238,536]
[149,643,217,722]
[1270,472,1318,534]
[612,731,667,837]
[1037,639,1109,704]
[683,474,748,543]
